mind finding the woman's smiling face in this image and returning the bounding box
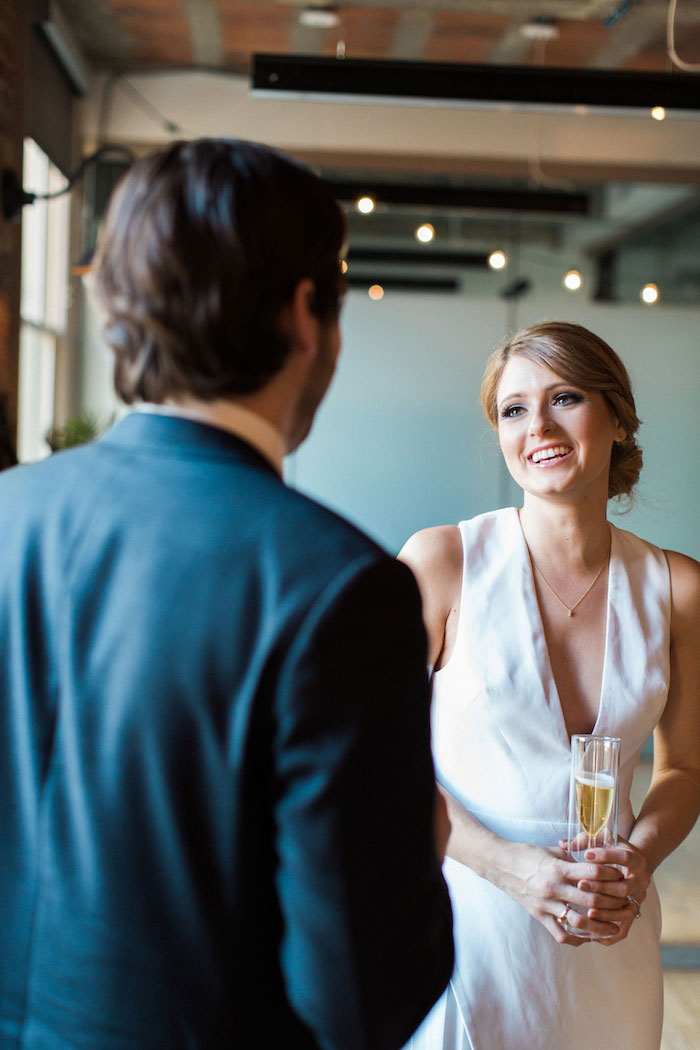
[495,354,626,503]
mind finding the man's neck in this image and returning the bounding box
[142,398,286,475]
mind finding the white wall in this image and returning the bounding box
[291,291,700,559]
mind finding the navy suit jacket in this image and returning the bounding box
[0,413,453,1050]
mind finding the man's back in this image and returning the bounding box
[0,412,452,1049]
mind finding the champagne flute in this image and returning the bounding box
[560,734,620,939]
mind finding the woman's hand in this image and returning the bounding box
[575,837,651,946]
[500,842,627,946]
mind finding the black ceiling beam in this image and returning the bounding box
[346,275,459,292]
[333,179,589,215]
[252,54,700,115]
[347,247,489,267]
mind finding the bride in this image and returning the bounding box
[400,322,700,1050]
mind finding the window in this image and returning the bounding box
[17,138,70,462]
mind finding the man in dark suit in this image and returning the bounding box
[0,139,453,1049]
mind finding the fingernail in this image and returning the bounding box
[585,851,596,860]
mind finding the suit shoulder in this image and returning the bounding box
[276,482,388,565]
[0,444,96,513]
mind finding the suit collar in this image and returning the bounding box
[99,411,282,479]
[134,402,285,476]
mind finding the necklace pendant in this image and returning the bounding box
[567,609,573,617]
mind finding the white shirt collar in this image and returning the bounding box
[135,401,285,476]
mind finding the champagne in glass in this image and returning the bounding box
[561,735,620,940]
[575,771,615,837]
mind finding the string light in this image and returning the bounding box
[563,269,583,291]
[651,106,666,121]
[416,223,435,243]
[340,259,348,274]
[368,284,384,300]
[488,250,507,271]
[356,196,375,214]
[641,283,659,304]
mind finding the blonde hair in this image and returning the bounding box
[480,322,642,501]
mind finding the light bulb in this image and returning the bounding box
[356,196,375,214]
[488,250,507,271]
[416,223,435,244]
[299,6,340,29]
[640,283,659,304]
[563,269,582,291]
[340,259,348,274]
[368,284,384,301]
[651,106,666,121]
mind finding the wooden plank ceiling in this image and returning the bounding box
[59,0,700,76]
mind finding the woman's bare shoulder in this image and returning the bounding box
[398,525,462,584]
[664,547,700,576]
[664,548,700,633]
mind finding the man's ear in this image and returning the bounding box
[284,278,318,358]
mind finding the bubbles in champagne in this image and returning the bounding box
[575,771,615,837]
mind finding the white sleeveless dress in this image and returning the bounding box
[409,508,670,1050]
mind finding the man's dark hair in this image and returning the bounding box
[93,139,346,403]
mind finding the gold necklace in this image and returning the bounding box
[532,557,608,617]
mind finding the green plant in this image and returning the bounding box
[45,412,105,452]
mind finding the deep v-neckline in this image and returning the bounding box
[512,508,615,745]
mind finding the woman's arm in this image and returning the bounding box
[399,526,461,865]
[397,526,462,672]
[582,550,700,943]
[632,551,700,866]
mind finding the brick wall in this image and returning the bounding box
[0,0,29,455]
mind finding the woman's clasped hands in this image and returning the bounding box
[502,837,651,946]
[573,837,651,946]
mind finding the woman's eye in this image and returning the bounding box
[500,404,523,419]
[553,392,583,406]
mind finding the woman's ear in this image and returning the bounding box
[613,420,627,443]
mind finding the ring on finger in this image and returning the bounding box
[557,905,570,926]
[627,895,642,919]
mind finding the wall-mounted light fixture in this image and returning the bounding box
[1,146,134,224]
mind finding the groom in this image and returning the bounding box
[0,139,453,1049]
